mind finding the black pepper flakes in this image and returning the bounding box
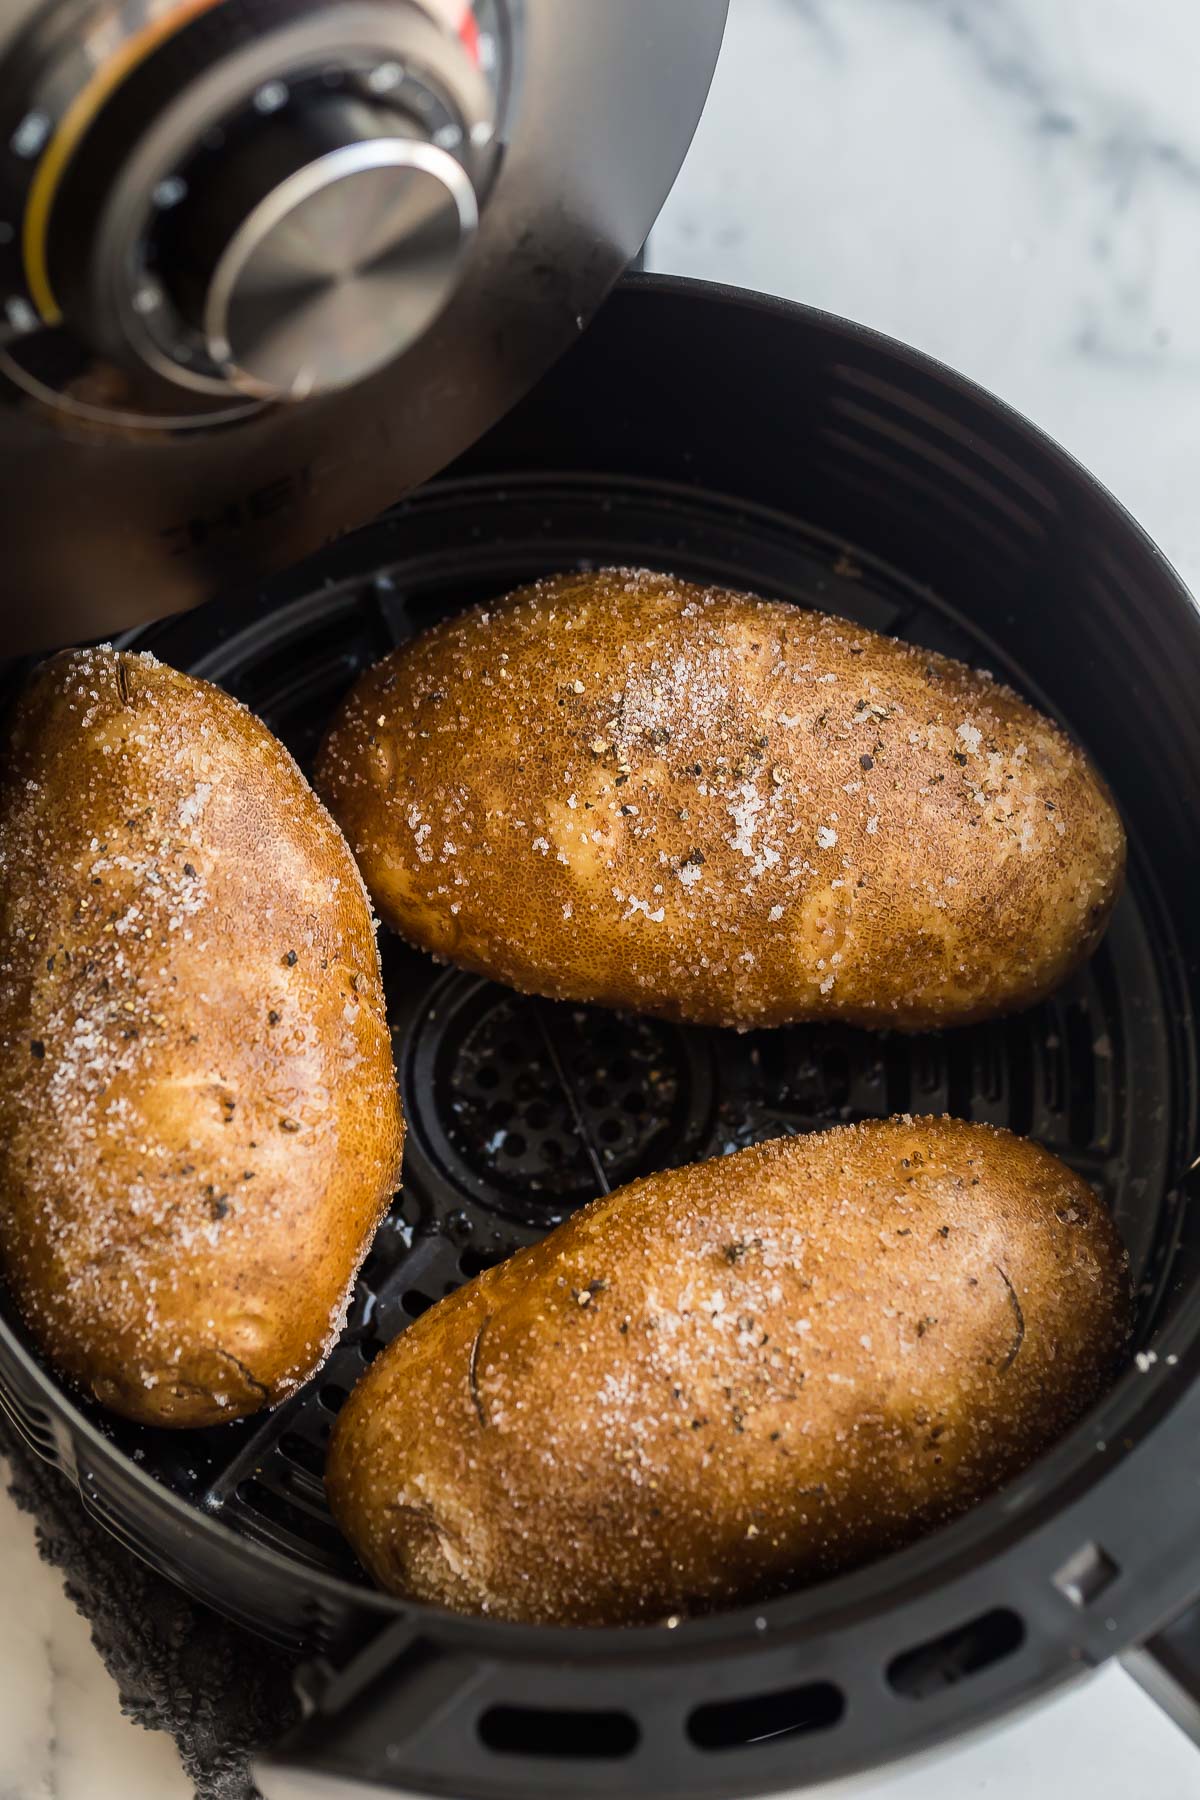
[279,1117,301,1133]
[30,1040,45,1060]
[183,863,197,878]
[572,1279,607,1307]
[268,1010,281,1026]
[283,950,298,967]
[860,753,874,771]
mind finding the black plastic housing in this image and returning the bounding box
[3,276,1200,1797]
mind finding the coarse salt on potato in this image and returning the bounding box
[317,569,1125,1030]
[0,647,404,1427]
[327,1116,1130,1625]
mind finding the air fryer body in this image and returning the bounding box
[4,8,1200,1798]
[4,276,1200,1799]
[0,0,727,651]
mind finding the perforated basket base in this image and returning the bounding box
[79,469,1185,1595]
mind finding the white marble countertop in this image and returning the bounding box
[652,0,1200,598]
[4,0,1200,1795]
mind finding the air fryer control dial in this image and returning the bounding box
[0,0,729,650]
[0,0,503,408]
[136,87,479,398]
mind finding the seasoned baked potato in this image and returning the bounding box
[316,569,1125,1030]
[327,1116,1130,1625]
[0,647,404,1427]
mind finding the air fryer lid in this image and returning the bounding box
[0,0,726,654]
[4,277,1200,1800]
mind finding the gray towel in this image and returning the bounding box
[1,1416,300,1800]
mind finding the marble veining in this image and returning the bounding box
[651,0,1200,592]
[0,1462,191,1800]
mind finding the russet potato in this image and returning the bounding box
[326,1116,1130,1625]
[0,647,404,1427]
[316,570,1125,1031]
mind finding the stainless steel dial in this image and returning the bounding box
[203,136,478,398]
[0,0,503,411]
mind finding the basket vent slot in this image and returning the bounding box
[887,1606,1025,1698]
[478,1704,639,1759]
[687,1680,845,1749]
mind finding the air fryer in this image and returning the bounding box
[3,9,1200,1800]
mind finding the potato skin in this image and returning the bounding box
[0,648,404,1427]
[327,1117,1130,1626]
[317,570,1124,1030]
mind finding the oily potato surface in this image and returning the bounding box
[0,647,404,1427]
[317,570,1125,1030]
[327,1117,1130,1626]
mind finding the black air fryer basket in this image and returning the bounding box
[5,275,1200,1798]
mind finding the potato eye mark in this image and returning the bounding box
[995,1264,1025,1372]
[468,1313,492,1428]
